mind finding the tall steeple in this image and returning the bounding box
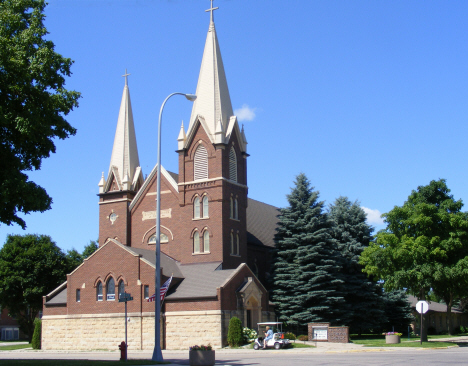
[106,70,141,191]
[188,0,233,140]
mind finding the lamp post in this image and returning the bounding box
[152,92,196,362]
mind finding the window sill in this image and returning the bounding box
[192,252,211,255]
[192,217,209,221]
[230,254,241,257]
[230,218,240,222]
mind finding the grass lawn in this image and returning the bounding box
[352,338,458,348]
[0,361,168,366]
[0,344,32,351]
[290,342,314,348]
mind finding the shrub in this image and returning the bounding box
[284,332,296,340]
[227,317,243,346]
[298,334,308,341]
[31,319,41,349]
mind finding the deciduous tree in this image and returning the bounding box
[0,0,80,229]
[0,234,68,341]
[360,179,468,337]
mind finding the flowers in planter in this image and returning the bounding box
[189,344,212,351]
[382,332,402,336]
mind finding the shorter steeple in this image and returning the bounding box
[177,121,186,150]
[106,70,142,192]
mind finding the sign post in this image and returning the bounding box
[119,292,134,361]
[416,300,429,345]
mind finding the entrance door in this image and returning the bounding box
[246,310,252,329]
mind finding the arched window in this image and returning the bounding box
[194,196,200,219]
[118,280,125,300]
[203,231,210,252]
[148,233,169,244]
[96,281,103,301]
[229,147,237,182]
[234,199,238,220]
[202,196,209,217]
[230,197,233,219]
[194,145,208,180]
[106,277,115,301]
[236,234,240,255]
[193,231,200,253]
[230,233,234,255]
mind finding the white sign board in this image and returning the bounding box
[313,328,328,340]
[416,300,429,314]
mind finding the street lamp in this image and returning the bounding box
[152,92,196,362]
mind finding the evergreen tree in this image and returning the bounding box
[329,197,385,333]
[227,317,243,346]
[31,319,41,349]
[271,174,344,328]
[381,289,413,333]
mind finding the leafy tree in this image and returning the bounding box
[31,318,41,349]
[329,197,385,334]
[227,317,243,346]
[65,248,82,274]
[271,174,344,330]
[360,179,468,337]
[0,0,80,229]
[0,234,68,341]
[82,240,98,259]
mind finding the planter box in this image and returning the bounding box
[189,350,215,366]
[385,335,400,344]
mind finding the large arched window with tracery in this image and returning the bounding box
[194,145,208,180]
[106,277,115,301]
[229,147,237,182]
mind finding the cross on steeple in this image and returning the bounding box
[205,0,218,23]
[122,69,130,86]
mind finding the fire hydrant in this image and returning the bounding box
[119,341,127,361]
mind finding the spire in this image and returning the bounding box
[177,121,186,150]
[108,70,140,191]
[189,0,233,140]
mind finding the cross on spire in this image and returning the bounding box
[205,0,218,23]
[122,69,130,86]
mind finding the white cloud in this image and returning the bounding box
[361,207,385,226]
[234,104,256,122]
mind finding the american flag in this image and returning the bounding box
[148,276,172,303]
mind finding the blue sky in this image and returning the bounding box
[2,0,468,253]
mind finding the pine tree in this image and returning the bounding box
[31,319,41,349]
[329,197,386,333]
[381,289,413,333]
[271,174,344,328]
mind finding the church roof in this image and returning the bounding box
[166,262,235,300]
[128,247,183,279]
[107,72,140,190]
[246,198,279,248]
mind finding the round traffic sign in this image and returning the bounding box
[416,300,429,314]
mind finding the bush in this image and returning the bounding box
[284,332,296,340]
[31,319,41,349]
[298,334,308,341]
[227,317,243,347]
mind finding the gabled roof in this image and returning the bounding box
[128,247,183,279]
[107,75,141,191]
[167,262,236,300]
[188,16,233,140]
[246,198,279,248]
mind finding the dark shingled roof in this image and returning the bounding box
[168,171,179,183]
[408,295,463,314]
[128,247,183,278]
[246,198,279,248]
[46,287,67,305]
[166,262,237,300]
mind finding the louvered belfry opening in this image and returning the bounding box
[229,147,237,182]
[194,145,208,180]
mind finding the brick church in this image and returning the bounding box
[42,4,278,350]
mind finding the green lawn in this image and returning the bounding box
[0,344,32,351]
[352,338,458,348]
[290,342,314,348]
[0,361,168,366]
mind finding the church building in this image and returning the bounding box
[42,4,278,350]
